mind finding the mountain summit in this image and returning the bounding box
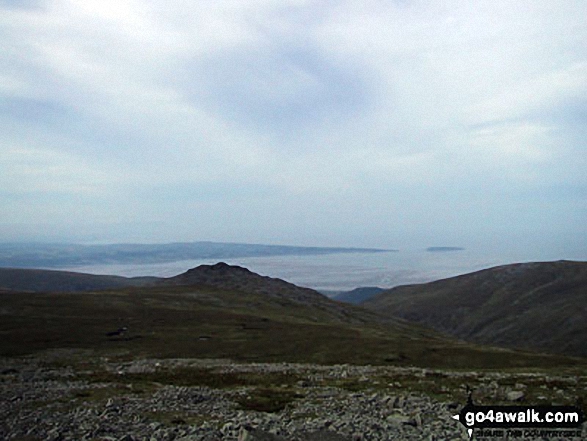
[161,262,328,304]
[0,261,582,367]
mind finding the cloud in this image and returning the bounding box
[0,0,586,251]
[0,144,106,195]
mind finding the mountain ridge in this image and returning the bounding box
[2,261,582,368]
[160,262,329,305]
[333,287,386,304]
[362,260,587,357]
[1,260,585,364]
[0,267,156,293]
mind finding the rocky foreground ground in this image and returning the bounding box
[1,351,585,441]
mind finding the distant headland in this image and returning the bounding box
[425,247,465,252]
[0,241,396,269]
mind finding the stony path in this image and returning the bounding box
[0,354,585,440]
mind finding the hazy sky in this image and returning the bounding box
[1,0,586,256]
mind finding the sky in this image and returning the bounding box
[1,0,586,257]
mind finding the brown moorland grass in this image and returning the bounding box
[1,284,584,369]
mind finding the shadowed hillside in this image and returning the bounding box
[0,263,579,369]
[160,262,327,304]
[362,260,587,357]
[0,268,156,293]
[333,287,385,304]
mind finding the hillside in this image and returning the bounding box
[161,262,327,304]
[333,287,385,304]
[0,268,155,293]
[362,260,587,357]
[0,263,577,369]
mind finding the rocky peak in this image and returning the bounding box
[184,262,251,276]
[161,262,327,305]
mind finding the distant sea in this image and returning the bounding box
[58,247,579,292]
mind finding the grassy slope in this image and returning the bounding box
[0,268,156,292]
[0,283,582,369]
[362,260,587,357]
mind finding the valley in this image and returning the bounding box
[1,262,583,368]
[0,260,586,440]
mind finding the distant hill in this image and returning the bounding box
[334,287,385,304]
[159,262,376,324]
[0,241,393,268]
[0,263,349,311]
[0,268,155,293]
[0,262,576,369]
[362,260,587,357]
[160,262,328,305]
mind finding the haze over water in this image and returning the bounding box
[61,245,584,292]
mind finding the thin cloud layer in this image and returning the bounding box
[1,0,586,255]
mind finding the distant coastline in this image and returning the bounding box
[0,241,396,269]
[426,247,465,252]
